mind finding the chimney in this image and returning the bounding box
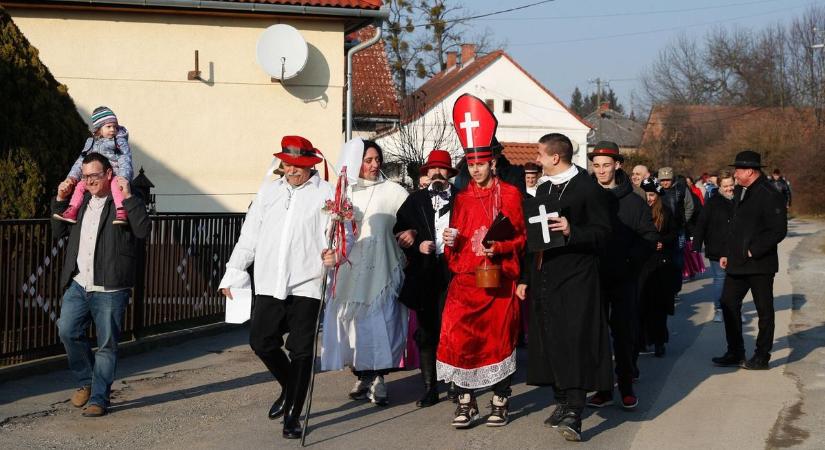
[461,43,476,65]
[446,51,457,70]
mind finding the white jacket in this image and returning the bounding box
[219,172,333,300]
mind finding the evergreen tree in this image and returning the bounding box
[0,6,89,218]
[570,87,584,116]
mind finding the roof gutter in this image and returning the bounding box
[30,1,389,20]
[345,18,383,140]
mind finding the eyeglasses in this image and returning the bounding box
[80,171,106,182]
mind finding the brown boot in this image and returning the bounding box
[81,404,107,417]
[70,386,91,408]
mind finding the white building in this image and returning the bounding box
[377,44,591,168]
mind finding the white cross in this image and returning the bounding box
[528,204,555,244]
[459,112,480,148]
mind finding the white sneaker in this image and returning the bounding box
[713,309,723,323]
[367,375,388,406]
[349,376,370,400]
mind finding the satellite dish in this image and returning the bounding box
[256,24,308,80]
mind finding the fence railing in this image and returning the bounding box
[0,213,244,367]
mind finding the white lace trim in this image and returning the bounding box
[436,349,517,389]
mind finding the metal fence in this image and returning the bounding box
[0,213,244,367]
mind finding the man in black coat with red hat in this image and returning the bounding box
[394,149,458,407]
[712,150,787,370]
[586,141,659,410]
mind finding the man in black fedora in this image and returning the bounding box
[712,150,787,370]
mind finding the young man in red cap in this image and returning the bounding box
[437,94,526,428]
[586,141,659,410]
[395,149,459,407]
[219,135,332,439]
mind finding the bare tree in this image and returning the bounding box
[385,98,460,184]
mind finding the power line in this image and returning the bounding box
[510,4,811,47]
[410,0,556,28]
[479,0,784,21]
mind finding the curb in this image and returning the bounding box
[0,322,245,384]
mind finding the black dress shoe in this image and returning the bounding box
[712,352,745,367]
[268,390,286,420]
[654,344,666,358]
[416,388,439,407]
[543,404,567,428]
[556,411,582,442]
[742,355,770,370]
[282,415,303,439]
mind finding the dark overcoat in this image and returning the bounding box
[522,167,614,391]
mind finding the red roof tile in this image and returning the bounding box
[213,0,382,9]
[349,26,399,118]
[501,142,539,166]
[403,50,590,128]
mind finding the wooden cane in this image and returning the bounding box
[300,232,335,447]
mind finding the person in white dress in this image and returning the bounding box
[321,140,412,406]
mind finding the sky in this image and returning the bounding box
[457,0,818,116]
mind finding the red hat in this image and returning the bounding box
[275,136,323,167]
[452,93,498,163]
[419,150,458,177]
[587,140,624,162]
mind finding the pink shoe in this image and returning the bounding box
[113,207,128,225]
[53,205,79,224]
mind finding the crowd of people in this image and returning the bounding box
[49,100,788,443]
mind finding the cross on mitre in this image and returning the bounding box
[452,94,497,151]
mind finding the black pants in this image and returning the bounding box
[720,273,776,358]
[249,295,321,383]
[553,385,587,415]
[456,375,512,398]
[602,281,639,392]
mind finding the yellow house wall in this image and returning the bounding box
[7,8,344,212]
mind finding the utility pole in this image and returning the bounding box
[588,77,610,110]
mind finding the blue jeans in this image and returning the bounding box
[709,260,725,310]
[57,281,129,407]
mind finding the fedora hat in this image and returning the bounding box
[275,136,323,167]
[728,149,765,168]
[420,150,458,177]
[588,140,624,162]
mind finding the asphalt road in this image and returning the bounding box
[1,219,823,450]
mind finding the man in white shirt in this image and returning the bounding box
[52,153,151,418]
[524,162,541,197]
[219,136,332,440]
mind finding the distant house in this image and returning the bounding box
[377,44,591,169]
[585,103,644,157]
[348,26,400,138]
[6,0,384,212]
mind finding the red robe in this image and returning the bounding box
[436,179,526,388]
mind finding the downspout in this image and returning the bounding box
[346,20,383,140]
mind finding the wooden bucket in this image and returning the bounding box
[475,262,501,288]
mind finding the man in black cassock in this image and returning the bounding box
[394,150,458,407]
[517,133,613,442]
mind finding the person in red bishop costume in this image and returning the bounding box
[437,93,526,429]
